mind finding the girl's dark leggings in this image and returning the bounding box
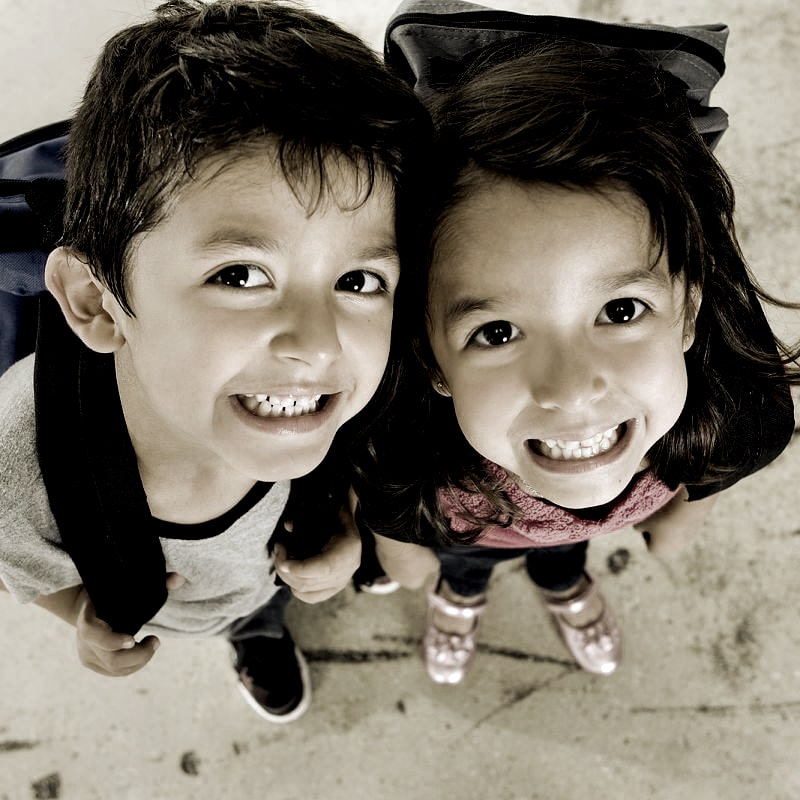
[436,541,588,597]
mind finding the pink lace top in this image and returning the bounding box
[440,462,679,548]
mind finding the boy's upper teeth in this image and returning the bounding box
[239,393,322,418]
[537,425,620,460]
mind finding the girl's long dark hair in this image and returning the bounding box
[356,40,799,546]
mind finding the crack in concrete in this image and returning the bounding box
[631,700,800,715]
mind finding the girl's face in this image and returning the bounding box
[427,180,698,510]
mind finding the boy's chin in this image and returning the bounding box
[247,455,328,483]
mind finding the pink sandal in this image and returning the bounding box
[543,573,621,675]
[423,581,487,685]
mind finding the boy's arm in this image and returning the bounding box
[1,576,162,677]
[373,532,440,590]
[634,486,717,556]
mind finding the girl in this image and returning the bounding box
[357,39,798,684]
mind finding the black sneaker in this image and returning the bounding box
[232,628,311,723]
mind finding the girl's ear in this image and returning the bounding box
[44,247,126,354]
[682,284,702,352]
[430,374,451,397]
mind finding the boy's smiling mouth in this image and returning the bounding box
[529,423,625,462]
[237,393,326,418]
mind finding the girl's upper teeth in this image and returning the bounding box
[538,425,620,460]
[239,394,322,418]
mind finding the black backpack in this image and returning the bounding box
[384,0,729,149]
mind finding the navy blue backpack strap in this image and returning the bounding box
[385,0,729,149]
[0,120,68,374]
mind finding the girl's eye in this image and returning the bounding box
[471,320,520,347]
[208,264,270,289]
[335,270,385,294]
[597,298,647,324]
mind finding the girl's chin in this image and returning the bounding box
[516,469,636,510]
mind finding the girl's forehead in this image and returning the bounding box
[430,180,657,279]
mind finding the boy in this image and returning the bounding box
[0,0,426,722]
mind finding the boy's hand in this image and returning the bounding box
[273,491,361,604]
[75,572,185,677]
[634,488,717,557]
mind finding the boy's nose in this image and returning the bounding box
[528,340,607,411]
[269,301,343,366]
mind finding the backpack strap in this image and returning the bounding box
[385,0,729,149]
[34,294,168,635]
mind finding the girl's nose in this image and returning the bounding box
[269,299,343,366]
[528,340,607,411]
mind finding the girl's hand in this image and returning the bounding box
[634,487,717,556]
[273,489,362,604]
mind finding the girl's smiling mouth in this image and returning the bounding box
[526,421,633,471]
[237,393,327,418]
[531,424,623,461]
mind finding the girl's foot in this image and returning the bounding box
[423,578,487,685]
[540,572,621,675]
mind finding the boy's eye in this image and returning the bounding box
[597,298,647,324]
[471,320,520,347]
[335,270,385,294]
[208,264,270,288]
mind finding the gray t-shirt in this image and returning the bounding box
[0,355,290,637]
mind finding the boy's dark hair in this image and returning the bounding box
[62,0,427,315]
[357,40,798,545]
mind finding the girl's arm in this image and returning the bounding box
[373,532,440,589]
[634,486,717,556]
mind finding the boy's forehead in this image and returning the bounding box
[128,144,397,264]
[185,143,394,214]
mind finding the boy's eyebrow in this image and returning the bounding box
[358,244,400,264]
[198,227,280,253]
[197,230,399,265]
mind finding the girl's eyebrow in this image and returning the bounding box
[595,265,670,294]
[441,296,497,328]
[440,266,669,328]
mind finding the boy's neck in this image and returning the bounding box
[137,456,260,524]
[114,362,260,525]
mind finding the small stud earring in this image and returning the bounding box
[437,381,444,390]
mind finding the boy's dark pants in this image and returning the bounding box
[226,586,291,642]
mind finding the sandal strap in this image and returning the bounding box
[427,586,487,621]
[543,573,599,617]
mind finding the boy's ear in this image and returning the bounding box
[682,284,702,352]
[44,247,126,353]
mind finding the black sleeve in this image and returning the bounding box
[686,381,795,501]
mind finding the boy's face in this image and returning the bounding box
[102,149,399,483]
[427,181,697,510]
